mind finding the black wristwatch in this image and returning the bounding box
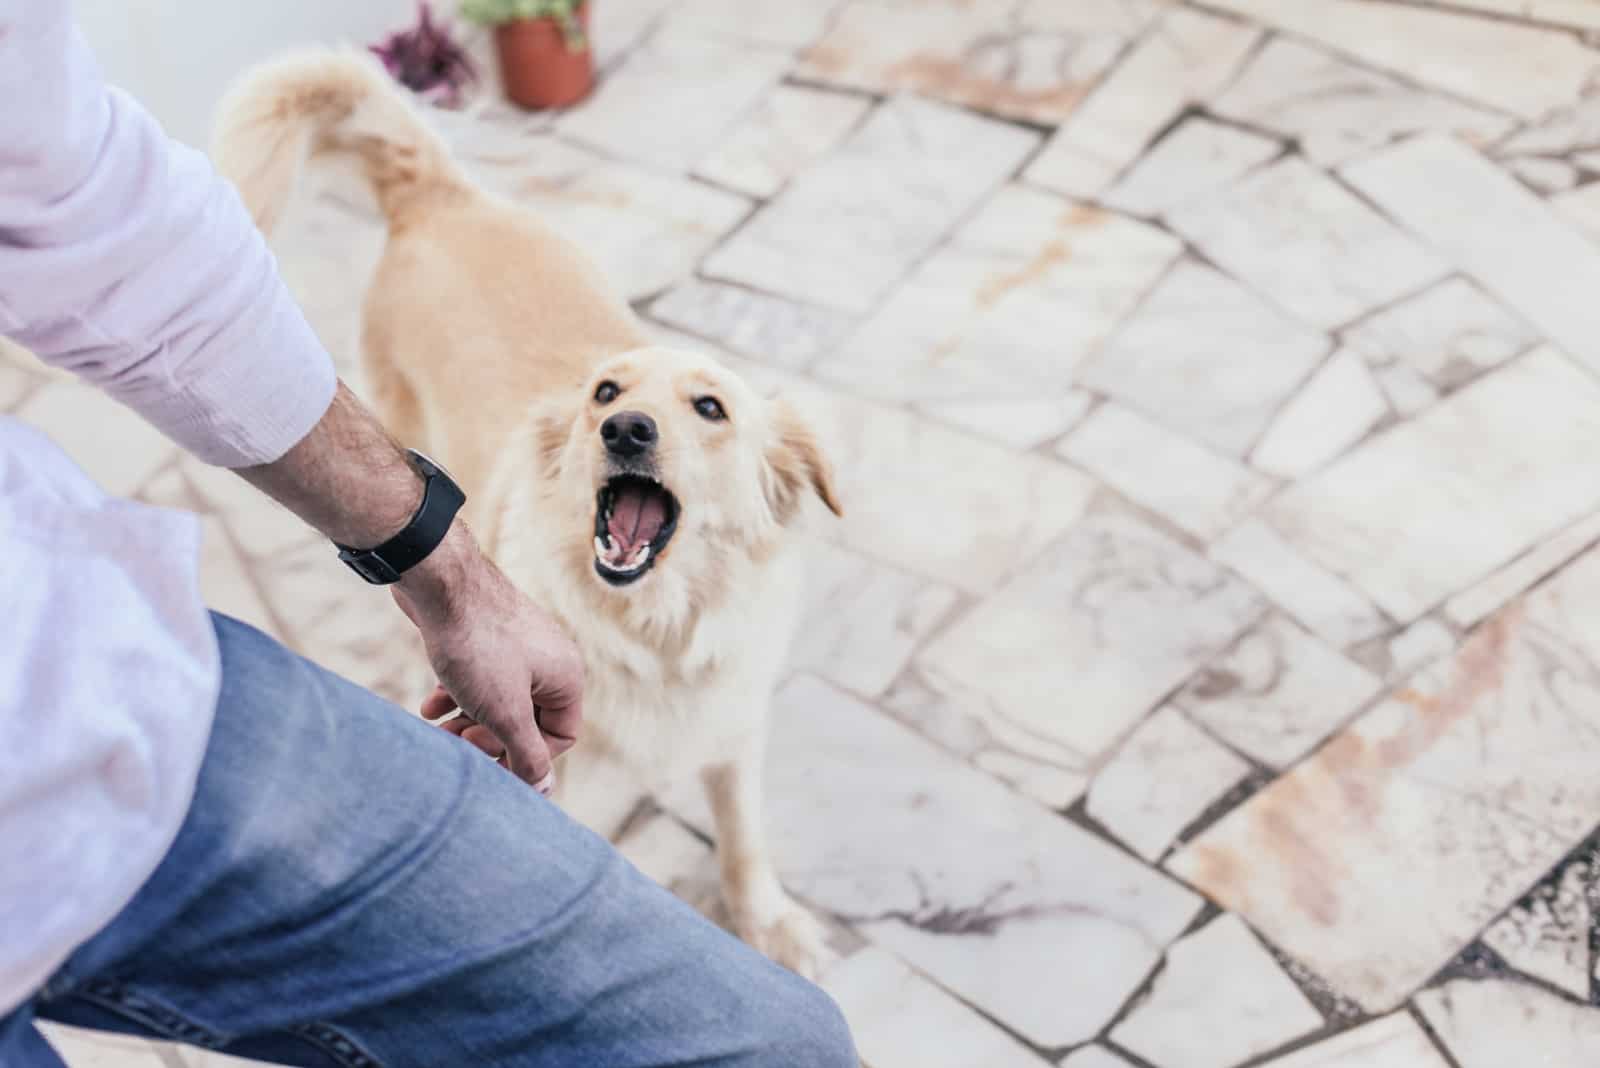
[336,449,466,585]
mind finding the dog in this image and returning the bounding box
[213,51,842,977]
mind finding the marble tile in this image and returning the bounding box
[558,27,792,172]
[1415,979,1600,1068]
[1167,158,1447,330]
[615,809,715,891]
[694,85,871,199]
[704,95,1038,312]
[1024,8,1261,199]
[36,1024,175,1068]
[1110,914,1323,1068]
[1179,615,1383,770]
[591,0,678,69]
[0,355,36,412]
[15,381,176,498]
[1256,1013,1450,1068]
[1343,277,1538,391]
[775,375,1100,595]
[1444,509,1600,627]
[1210,519,1390,648]
[1494,94,1600,165]
[1101,117,1282,219]
[918,508,1264,764]
[1379,618,1458,681]
[1443,0,1600,28]
[506,137,751,301]
[647,279,856,370]
[1343,135,1600,375]
[1370,361,1440,418]
[764,675,1203,1047]
[797,0,1157,125]
[1170,548,1600,1011]
[788,540,960,699]
[1263,349,1600,622]
[812,185,1181,422]
[822,948,1054,1068]
[1085,706,1253,861]
[197,518,281,641]
[1551,181,1600,245]
[1506,155,1581,194]
[1205,0,1600,120]
[1250,349,1388,479]
[1482,855,1593,999]
[1078,261,1331,457]
[1059,403,1272,542]
[180,457,321,560]
[921,389,1095,452]
[1211,38,1512,167]
[883,666,1091,811]
[672,0,841,49]
[1059,1047,1136,1068]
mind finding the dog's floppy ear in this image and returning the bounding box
[764,399,842,523]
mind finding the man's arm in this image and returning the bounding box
[0,2,580,789]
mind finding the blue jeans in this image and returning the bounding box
[3,615,854,1067]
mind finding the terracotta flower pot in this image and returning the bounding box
[494,4,593,110]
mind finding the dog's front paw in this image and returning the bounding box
[741,899,833,980]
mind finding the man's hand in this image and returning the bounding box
[236,382,583,792]
[392,527,584,793]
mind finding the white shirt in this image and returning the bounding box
[0,2,336,1013]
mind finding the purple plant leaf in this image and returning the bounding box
[369,1,477,108]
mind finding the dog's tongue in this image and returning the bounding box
[608,482,668,552]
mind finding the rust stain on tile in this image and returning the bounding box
[800,43,853,78]
[517,176,632,210]
[883,54,1088,122]
[975,238,1070,309]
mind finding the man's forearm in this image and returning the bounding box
[234,380,472,614]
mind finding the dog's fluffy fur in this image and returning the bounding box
[214,51,841,976]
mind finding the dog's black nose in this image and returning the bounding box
[601,411,657,457]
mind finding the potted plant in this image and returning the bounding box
[370,3,478,108]
[460,0,593,110]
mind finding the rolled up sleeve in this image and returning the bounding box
[0,2,335,467]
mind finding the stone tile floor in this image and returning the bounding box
[14,0,1600,1063]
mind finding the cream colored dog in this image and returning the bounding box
[213,51,841,976]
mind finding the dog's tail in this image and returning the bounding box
[211,49,465,233]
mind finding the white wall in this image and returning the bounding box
[74,0,421,147]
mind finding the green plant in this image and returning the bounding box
[459,0,587,49]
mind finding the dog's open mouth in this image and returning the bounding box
[593,474,680,586]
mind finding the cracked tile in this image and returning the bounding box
[1415,979,1600,1068]
[921,389,1095,451]
[1086,706,1253,861]
[1263,349,1600,622]
[919,509,1264,765]
[704,95,1038,312]
[1209,519,1389,647]
[1482,855,1593,999]
[648,280,855,370]
[1024,7,1261,199]
[1102,116,1282,219]
[1060,402,1272,541]
[1170,548,1600,1011]
[1211,37,1511,167]
[814,184,1179,434]
[762,674,1202,1047]
[882,666,1090,810]
[1110,913,1324,1068]
[1060,1047,1136,1068]
[506,136,750,301]
[672,0,841,49]
[559,27,791,172]
[694,85,871,199]
[789,540,960,699]
[1344,135,1600,376]
[1370,360,1440,417]
[1167,157,1447,330]
[1079,261,1331,457]
[1343,277,1537,392]
[1179,615,1383,770]
[823,948,1053,1068]
[1250,349,1388,479]
[1444,509,1600,627]
[1256,1013,1450,1068]
[1204,0,1600,120]
[797,0,1161,125]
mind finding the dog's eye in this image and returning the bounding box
[693,396,726,422]
[594,380,621,405]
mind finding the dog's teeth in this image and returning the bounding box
[628,543,651,568]
[594,535,610,558]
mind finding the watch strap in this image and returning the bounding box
[337,450,466,585]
